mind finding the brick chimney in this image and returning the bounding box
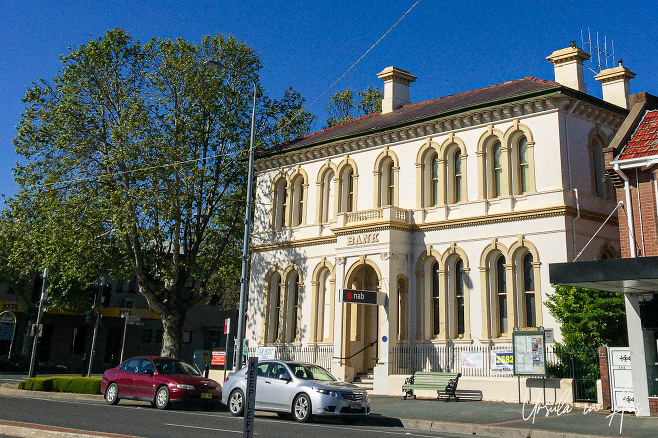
[594,60,636,109]
[546,45,590,92]
[377,66,417,114]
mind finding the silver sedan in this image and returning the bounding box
[221,360,370,423]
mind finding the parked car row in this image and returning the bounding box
[100,357,371,423]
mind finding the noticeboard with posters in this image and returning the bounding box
[513,327,546,376]
[491,349,514,374]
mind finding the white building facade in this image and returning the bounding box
[245,46,632,393]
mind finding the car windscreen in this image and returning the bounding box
[288,364,337,381]
[154,359,200,375]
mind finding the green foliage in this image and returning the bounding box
[20,376,101,394]
[546,285,627,348]
[325,86,383,127]
[8,29,314,357]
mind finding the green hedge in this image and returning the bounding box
[19,376,101,394]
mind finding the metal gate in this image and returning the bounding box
[553,346,600,402]
[608,347,634,412]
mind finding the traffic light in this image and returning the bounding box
[102,284,112,307]
[88,291,96,307]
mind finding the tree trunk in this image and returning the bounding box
[160,311,185,358]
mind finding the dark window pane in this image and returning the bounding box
[498,295,508,334]
[525,293,536,327]
[523,253,534,291]
[496,256,506,292]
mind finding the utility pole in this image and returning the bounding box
[87,277,103,376]
[28,268,48,378]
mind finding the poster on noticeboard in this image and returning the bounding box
[512,327,546,376]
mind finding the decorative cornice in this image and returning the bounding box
[250,205,618,252]
[255,94,625,173]
[252,235,337,252]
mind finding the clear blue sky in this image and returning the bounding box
[1,0,656,201]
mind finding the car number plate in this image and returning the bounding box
[201,392,212,399]
[350,402,362,409]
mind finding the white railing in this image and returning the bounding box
[247,345,334,370]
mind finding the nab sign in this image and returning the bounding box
[340,289,385,306]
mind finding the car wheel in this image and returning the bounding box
[229,389,245,417]
[293,394,312,423]
[105,383,119,405]
[155,386,170,410]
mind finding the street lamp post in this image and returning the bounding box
[205,60,256,371]
[28,267,48,378]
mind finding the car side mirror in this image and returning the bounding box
[144,369,154,376]
[279,373,292,382]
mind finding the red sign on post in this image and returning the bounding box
[211,351,226,366]
[224,318,231,335]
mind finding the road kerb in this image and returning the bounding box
[397,417,618,438]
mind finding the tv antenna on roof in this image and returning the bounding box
[581,28,615,74]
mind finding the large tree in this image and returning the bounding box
[325,86,383,127]
[9,29,315,357]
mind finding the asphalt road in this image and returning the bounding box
[0,394,482,438]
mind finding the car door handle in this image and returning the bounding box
[265,381,272,384]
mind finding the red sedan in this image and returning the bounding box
[101,356,222,410]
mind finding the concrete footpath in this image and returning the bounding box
[368,395,657,438]
[0,383,656,438]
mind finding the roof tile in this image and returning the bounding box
[618,110,658,160]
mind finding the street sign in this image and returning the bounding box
[339,288,386,306]
[243,357,258,437]
[211,351,226,366]
[224,318,231,335]
[0,322,14,341]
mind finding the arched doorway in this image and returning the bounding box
[343,263,380,375]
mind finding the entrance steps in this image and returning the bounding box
[352,371,374,392]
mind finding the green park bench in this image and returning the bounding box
[402,371,461,401]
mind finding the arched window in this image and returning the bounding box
[522,253,535,327]
[286,272,301,343]
[431,153,440,206]
[431,260,440,336]
[273,177,287,230]
[495,255,507,335]
[493,142,503,198]
[266,273,282,343]
[339,165,355,212]
[315,268,332,342]
[321,169,335,222]
[454,259,465,337]
[290,175,305,227]
[379,158,396,206]
[591,136,607,199]
[398,277,408,340]
[517,136,530,194]
[445,145,463,204]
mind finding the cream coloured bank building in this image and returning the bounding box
[245,46,635,395]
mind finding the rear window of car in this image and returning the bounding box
[154,359,200,375]
[120,358,140,373]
